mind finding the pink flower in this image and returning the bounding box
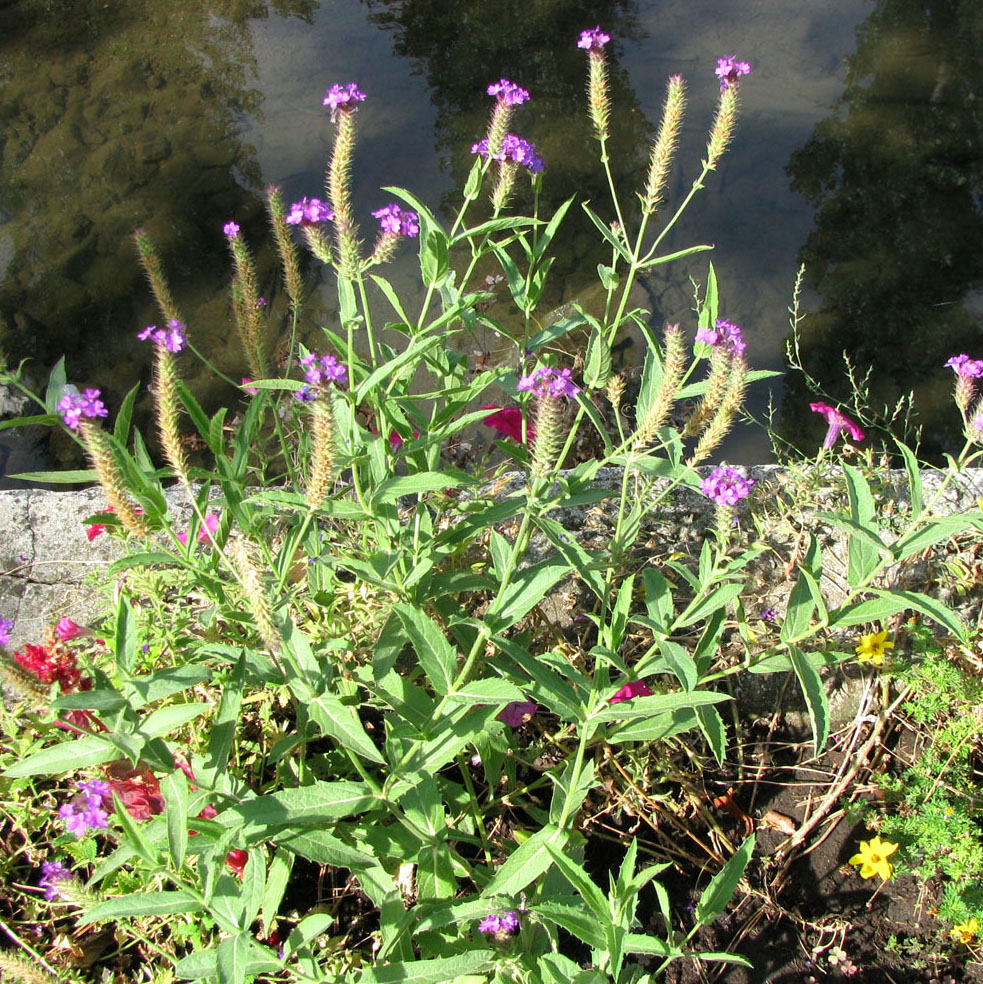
[85,506,144,541]
[497,700,538,727]
[241,377,260,396]
[609,680,653,705]
[481,405,533,443]
[55,618,87,642]
[177,513,219,546]
[809,402,865,450]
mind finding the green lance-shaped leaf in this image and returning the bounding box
[694,834,755,926]
[788,645,829,753]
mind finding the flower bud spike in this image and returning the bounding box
[643,75,685,214]
[327,106,362,278]
[225,227,267,378]
[266,185,304,314]
[687,356,747,465]
[228,538,280,654]
[306,395,337,509]
[79,420,149,538]
[633,325,686,449]
[706,82,740,171]
[133,229,182,326]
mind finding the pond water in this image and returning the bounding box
[2,0,981,485]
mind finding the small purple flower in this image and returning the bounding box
[696,318,746,357]
[517,366,581,400]
[809,402,865,449]
[497,701,538,727]
[223,221,240,238]
[478,911,521,936]
[39,861,73,901]
[57,388,109,431]
[700,466,755,506]
[299,353,348,391]
[294,385,316,404]
[759,607,780,625]
[323,83,366,119]
[945,354,983,378]
[372,203,420,237]
[0,617,11,647]
[487,79,529,105]
[285,197,335,227]
[715,56,751,90]
[257,297,267,308]
[138,320,187,353]
[578,26,611,51]
[59,780,111,838]
[471,135,544,173]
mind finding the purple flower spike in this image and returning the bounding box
[371,203,420,237]
[945,354,983,378]
[323,82,366,119]
[487,79,529,105]
[223,221,240,238]
[58,388,109,431]
[39,861,73,901]
[0,617,11,647]
[578,26,611,51]
[479,911,521,936]
[695,318,746,357]
[809,402,865,450]
[59,780,111,838]
[285,197,334,227]
[715,55,751,90]
[517,366,581,400]
[497,700,539,727]
[700,466,755,506]
[138,320,187,353]
[299,353,348,391]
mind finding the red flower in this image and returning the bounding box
[609,680,653,705]
[105,762,165,820]
[14,643,84,690]
[226,849,248,876]
[85,505,145,541]
[481,405,533,443]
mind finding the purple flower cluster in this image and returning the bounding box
[471,134,544,173]
[695,318,746,357]
[59,779,111,837]
[487,79,529,105]
[286,197,334,227]
[297,353,347,402]
[323,82,366,118]
[39,860,73,901]
[518,366,581,400]
[372,203,420,237]
[57,388,109,431]
[945,354,983,378]
[478,911,521,936]
[137,319,187,353]
[578,26,611,51]
[700,466,755,506]
[0,617,11,647]
[715,56,752,90]
[223,221,240,238]
[759,607,780,625]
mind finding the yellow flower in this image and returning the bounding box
[855,629,895,666]
[951,918,979,945]
[848,834,898,880]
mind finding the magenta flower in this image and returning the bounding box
[700,466,755,506]
[609,680,653,705]
[57,388,109,431]
[810,402,865,449]
[578,26,611,51]
[715,56,751,90]
[222,221,240,238]
[371,203,420,237]
[481,405,533,443]
[945,354,983,378]
[487,79,529,105]
[496,700,538,727]
[323,82,366,119]
[241,377,260,396]
[55,618,87,642]
[285,197,334,227]
[137,319,187,353]
[0,617,11,647]
[478,911,521,935]
[39,861,74,901]
[695,318,746,357]
[517,366,581,400]
[177,513,219,547]
[59,780,111,837]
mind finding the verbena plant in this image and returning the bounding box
[1,32,982,984]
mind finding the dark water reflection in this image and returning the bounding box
[3,0,980,482]
[783,0,983,458]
